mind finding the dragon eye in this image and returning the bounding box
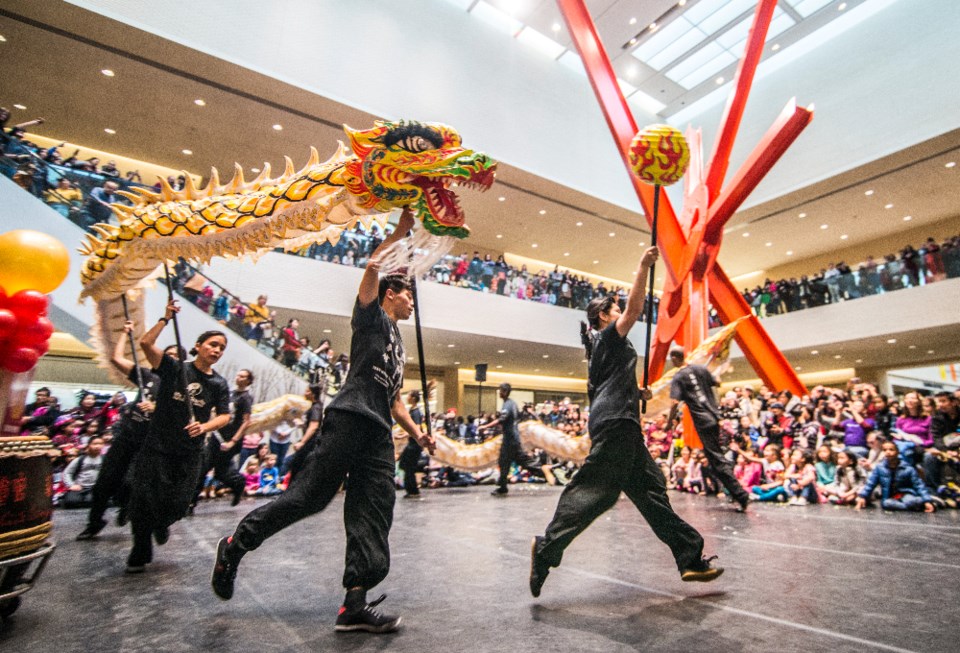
[402,135,432,152]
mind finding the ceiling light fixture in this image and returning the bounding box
[531,243,538,248]
[496,365,503,369]
[716,77,724,85]
[194,99,206,106]
[454,361,460,365]
[498,196,506,201]
[181,149,193,155]
[251,167,260,173]
[884,203,893,209]
[629,38,638,45]
[104,128,116,134]
[908,345,916,349]
[552,22,561,32]
[629,17,637,25]
[534,368,540,372]
[927,350,934,354]
[0,35,6,42]
[838,2,847,9]
[447,344,455,348]
[771,43,780,51]
[539,209,546,215]
[742,232,750,237]
[576,221,583,226]
[272,124,283,131]
[786,250,793,256]
[798,212,806,218]
[101,69,115,77]
[563,252,570,256]
[795,366,802,371]
[765,242,773,247]
[497,350,505,354]
[855,359,862,363]
[887,338,897,344]
[946,161,956,168]
[608,232,615,237]
[593,260,599,264]
[834,355,842,359]
[840,234,849,240]
[903,215,912,221]
[864,189,874,196]
[820,224,828,229]
[496,234,503,239]
[811,350,819,355]
[542,354,550,358]
[12,104,25,110]
[322,329,331,333]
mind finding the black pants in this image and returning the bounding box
[399,440,423,495]
[695,422,750,504]
[537,419,703,572]
[87,429,143,526]
[497,438,543,490]
[193,436,245,503]
[233,410,395,590]
[128,446,203,565]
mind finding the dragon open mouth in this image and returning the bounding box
[414,165,495,228]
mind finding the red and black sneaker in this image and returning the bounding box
[211,536,240,600]
[334,594,401,633]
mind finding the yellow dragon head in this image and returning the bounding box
[341,120,496,238]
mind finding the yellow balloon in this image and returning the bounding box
[0,230,71,294]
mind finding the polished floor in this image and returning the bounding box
[2,486,958,652]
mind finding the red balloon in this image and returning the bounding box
[0,309,15,339]
[18,316,54,345]
[0,286,7,308]
[9,290,48,318]
[3,346,39,373]
[31,339,50,357]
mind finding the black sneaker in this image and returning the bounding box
[76,519,107,541]
[681,556,724,583]
[529,536,550,598]
[116,505,129,527]
[125,563,146,574]
[491,487,508,497]
[211,536,240,601]
[335,594,401,633]
[735,496,751,513]
[231,490,243,507]
[154,526,170,545]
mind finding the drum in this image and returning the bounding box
[0,436,55,561]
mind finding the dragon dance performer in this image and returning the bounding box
[530,246,723,598]
[77,320,183,540]
[482,383,544,496]
[666,348,751,512]
[211,207,436,634]
[398,389,425,498]
[126,301,231,573]
[190,369,255,511]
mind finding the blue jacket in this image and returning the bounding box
[859,460,931,502]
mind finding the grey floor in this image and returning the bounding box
[2,486,958,653]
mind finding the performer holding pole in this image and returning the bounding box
[125,300,231,573]
[211,207,435,634]
[529,245,722,598]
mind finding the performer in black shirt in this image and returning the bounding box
[530,247,722,598]
[398,389,425,497]
[667,349,751,512]
[212,209,435,634]
[191,369,255,510]
[282,383,325,478]
[483,383,542,496]
[126,300,231,573]
[77,320,181,540]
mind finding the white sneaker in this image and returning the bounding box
[789,497,808,506]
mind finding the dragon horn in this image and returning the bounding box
[296,147,320,176]
[158,176,178,201]
[281,156,295,181]
[115,190,141,204]
[204,168,221,197]
[90,224,117,239]
[182,173,201,199]
[110,203,135,221]
[251,163,271,188]
[227,163,245,192]
[130,186,160,203]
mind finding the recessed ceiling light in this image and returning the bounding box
[765,242,773,247]
[272,124,283,131]
[101,69,115,77]
[104,128,116,134]
[798,212,806,218]
[629,38,638,45]
[496,365,503,369]
[576,221,583,226]
[926,350,934,354]
[497,350,505,354]
[542,354,549,358]
[322,329,331,333]
[820,224,828,229]
[608,232,615,237]
[884,203,893,209]
[840,234,849,240]
[887,338,897,344]
[811,350,819,355]
[539,209,546,215]
[496,234,503,239]
[629,17,637,25]
[742,232,750,237]
[0,35,6,42]
[454,361,460,365]
[855,359,862,363]
[678,0,686,6]
[864,189,874,196]
[534,368,540,372]
[552,22,561,32]
[531,243,538,248]
[834,355,842,359]
[908,345,916,349]
[771,43,780,51]
[795,366,802,371]
[649,22,657,30]
[903,215,912,221]
[639,242,645,246]
[12,104,25,110]
[447,344,455,348]
[946,161,956,168]
[181,149,193,155]
[563,252,570,256]
[786,250,793,256]
[838,2,847,9]
[568,372,575,375]
[581,359,588,363]
[715,77,724,85]
[498,196,506,201]
[194,99,206,106]
[251,167,260,173]
[593,260,599,264]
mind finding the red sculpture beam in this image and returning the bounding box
[557,0,807,396]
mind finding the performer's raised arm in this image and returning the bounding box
[616,246,659,337]
[358,207,415,306]
[139,300,179,369]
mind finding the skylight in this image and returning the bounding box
[471,1,522,37]
[517,26,565,59]
[791,0,836,18]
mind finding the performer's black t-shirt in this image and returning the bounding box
[219,388,253,441]
[306,401,323,426]
[117,365,161,439]
[327,298,404,431]
[500,398,520,444]
[586,323,640,433]
[670,365,721,430]
[146,355,230,455]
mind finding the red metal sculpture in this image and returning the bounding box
[557,0,809,398]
